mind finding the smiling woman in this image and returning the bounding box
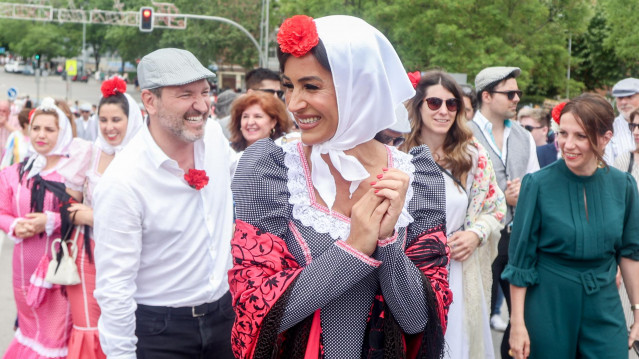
[0,98,79,359]
[230,15,451,359]
[228,91,291,152]
[504,94,639,359]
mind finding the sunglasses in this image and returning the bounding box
[490,90,523,100]
[629,123,639,132]
[423,97,459,112]
[258,88,284,98]
[524,124,544,132]
[375,132,405,147]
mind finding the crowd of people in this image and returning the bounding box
[0,13,638,359]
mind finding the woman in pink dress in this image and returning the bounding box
[0,98,76,358]
[62,77,143,359]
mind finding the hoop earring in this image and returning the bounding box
[597,160,605,168]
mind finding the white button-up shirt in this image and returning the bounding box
[473,110,539,175]
[93,120,235,359]
[603,114,635,165]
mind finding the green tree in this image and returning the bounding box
[602,0,639,69]
[275,0,594,99]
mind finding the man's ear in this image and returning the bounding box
[141,90,156,116]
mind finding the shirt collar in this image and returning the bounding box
[141,119,204,174]
[474,110,512,128]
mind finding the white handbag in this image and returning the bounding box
[45,228,81,285]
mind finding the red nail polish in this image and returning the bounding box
[370,181,377,186]
[382,167,388,171]
[377,174,383,179]
[374,189,379,193]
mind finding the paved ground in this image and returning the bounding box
[0,70,142,106]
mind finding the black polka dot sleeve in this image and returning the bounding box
[231,138,291,239]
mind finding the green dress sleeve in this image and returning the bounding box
[619,173,639,261]
[502,173,541,287]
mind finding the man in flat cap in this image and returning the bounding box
[468,66,539,359]
[93,48,235,359]
[604,77,639,164]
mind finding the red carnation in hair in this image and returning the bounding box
[407,71,421,89]
[551,102,567,124]
[277,15,319,57]
[28,108,37,124]
[101,76,127,98]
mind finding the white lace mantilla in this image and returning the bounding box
[282,142,415,241]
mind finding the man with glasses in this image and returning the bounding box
[518,107,558,168]
[468,66,539,359]
[605,78,639,165]
[245,67,283,99]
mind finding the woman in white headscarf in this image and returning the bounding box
[229,15,450,358]
[0,98,77,359]
[59,76,143,359]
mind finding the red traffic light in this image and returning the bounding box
[139,7,153,32]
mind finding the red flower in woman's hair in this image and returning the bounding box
[552,102,567,125]
[184,169,209,190]
[408,71,421,89]
[277,15,319,58]
[101,76,127,98]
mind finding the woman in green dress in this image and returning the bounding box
[503,93,639,359]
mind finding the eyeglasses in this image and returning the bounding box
[490,90,523,100]
[423,97,459,112]
[629,123,639,132]
[375,132,405,147]
[258,88,284,98]
[524,124,544,132]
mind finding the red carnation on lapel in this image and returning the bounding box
[184,169,209,190]
[277,15,319,57]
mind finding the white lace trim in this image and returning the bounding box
[14,328,69,357]
[282,143,415,241]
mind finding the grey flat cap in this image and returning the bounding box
[138,48,215,90]
[475,66,521,93]
[612,78,639,98]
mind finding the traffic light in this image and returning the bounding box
[35,54,40,68]
[139,7,153,32]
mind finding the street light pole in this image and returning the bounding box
[176,14,266,67]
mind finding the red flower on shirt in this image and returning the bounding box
[277,15,319,57]
[184,169,209,190]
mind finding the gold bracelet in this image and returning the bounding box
[631,304,639,311]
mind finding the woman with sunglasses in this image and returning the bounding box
[403,70,507,359]
[229,15,452,358]
[505,94,639,359]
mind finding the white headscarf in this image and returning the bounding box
[309,15,415,210]
[95,92,144,155]
[26,97,74,179]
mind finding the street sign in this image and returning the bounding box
[7,87,17,100]
[65,59,77,76]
